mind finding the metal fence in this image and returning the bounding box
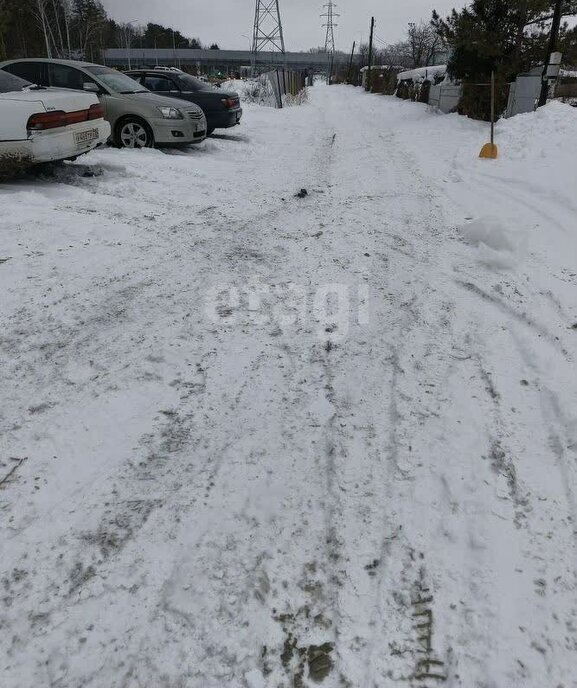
[428,83,462,113]
[264,69,309,108]
[398,75,545,120]
[400,65,572,119]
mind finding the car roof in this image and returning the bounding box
[126,66,183,72]
[127,69,181,75]
[1,58,101,68]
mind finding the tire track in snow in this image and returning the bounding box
[1,96,340,688]
[456,279,569,356]
[510,329,577,529]
[307,98,460,686]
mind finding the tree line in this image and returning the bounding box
[352,0,577,72]
[346,0,577,118]
[0,0,218,62]
[1,0,576,100]
[433,0,577,117]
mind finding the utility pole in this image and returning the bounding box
[347,40,356,83]
[538,0,563,107]
[321,1,339,84]
[366,16,375,92]
[251,0,286,76]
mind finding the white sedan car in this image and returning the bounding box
[0,70,110,170]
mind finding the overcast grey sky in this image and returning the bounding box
[101,0,467,52]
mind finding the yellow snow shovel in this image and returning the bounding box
[479,71,498,159]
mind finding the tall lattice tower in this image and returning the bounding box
[251,0,286,73]
[321,1,338,54]
[321,1,339,82]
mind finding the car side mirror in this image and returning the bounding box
[83,82,100,94]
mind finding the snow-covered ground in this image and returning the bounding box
[1,86,577,688]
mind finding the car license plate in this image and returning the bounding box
[74,128,99,148]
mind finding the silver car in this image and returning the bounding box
[0,58,207,148]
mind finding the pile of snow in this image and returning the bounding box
[448,102,577,270]
[220,78,245,93]
[221,77,277,107]
[496,100,577,160]
[458,216,527,269]
[222,75,307,108]
[459,216,520,251]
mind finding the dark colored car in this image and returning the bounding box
[125,68,242,136]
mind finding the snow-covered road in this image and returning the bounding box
[1,85,577,688]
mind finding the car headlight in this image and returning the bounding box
[157,107,183,119]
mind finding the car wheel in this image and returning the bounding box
[206,127,215,136]
[115,118,154,148]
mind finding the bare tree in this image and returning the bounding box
[60,0,73,57]
[72,0,107,58]
[378,40,413,68]
[407,21,443,67]
[33,0,52,57]
[357,42,370,63]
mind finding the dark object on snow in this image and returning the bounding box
[295,188,308,198]
[0,152,33,182]
[307,643,334,682]
[82,168,102,178]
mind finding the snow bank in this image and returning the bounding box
[220,78,245,93]
[496,100,577,160]
[221,77,278,107]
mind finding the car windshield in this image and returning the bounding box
[0,70,32,93]
[85,66,148,94]
[177,74,217,92]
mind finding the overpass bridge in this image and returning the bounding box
[103,48,361,73]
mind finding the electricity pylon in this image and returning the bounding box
[251,0,286,74]
[321,0,338,54]
[321,1,339,83]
